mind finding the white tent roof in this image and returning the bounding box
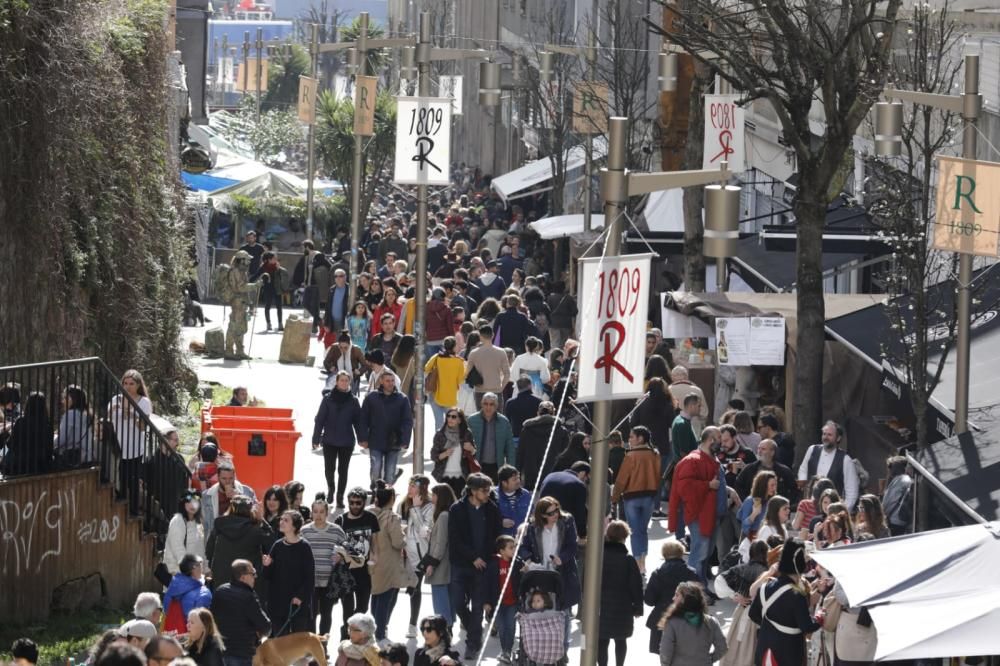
[811,521,1000,661]
[642,188,684,232]
[492,137,608,202]
[529,214,606,240]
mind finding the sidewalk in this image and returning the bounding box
[181,304,734,664]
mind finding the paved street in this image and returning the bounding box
[182,305,735,664]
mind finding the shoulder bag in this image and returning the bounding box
[425,355,439,394]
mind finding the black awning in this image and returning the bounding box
[919,419,1000,521]
[761,195,892,255]
[728,236,867,292]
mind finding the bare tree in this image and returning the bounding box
[650,0,904,452]
[867,3,973,449]
[304,0,347,90]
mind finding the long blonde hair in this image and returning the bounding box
[189,608,225,653]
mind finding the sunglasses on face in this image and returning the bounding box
[447,413,459,419]
[545,509,559,516]
[421,626,437,633]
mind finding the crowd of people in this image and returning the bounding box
[4,169,923,666]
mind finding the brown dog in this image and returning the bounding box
[253,632,328,666]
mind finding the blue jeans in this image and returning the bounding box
[687,519,712,584]
[222,657,252,666]
[495,604,517,654]
[430,400,449,431]
[432,583,454,625]
[623,495,656,558]
[370,588,399,641]
[369,448,399,484]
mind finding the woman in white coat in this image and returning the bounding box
[400,474,435,638]
[509,337,550,398]
[164,490,207,575]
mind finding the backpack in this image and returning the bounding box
[853,458,870,490]
[213,264,235,301]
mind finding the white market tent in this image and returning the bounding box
[530,187,685,240]
[492,137,609,203]
[811,521,1000,661]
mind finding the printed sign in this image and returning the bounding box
[297,75,317,124]
[438,75,464,115]
[703,94,745,172]
[933,155,1000,257]
[716,316,785,366]
[573,81,609,134]
[394,97,452,186]
[576,254,653,402]
[235,57,268,93]
[354,75,377,135]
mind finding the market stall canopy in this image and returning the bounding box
[181,172,240,192]
[491,136,608,202]
[529,214,605,240]
[663,291,885,349]
[811,522,1000,661]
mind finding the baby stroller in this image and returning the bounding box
[514,569,568,666]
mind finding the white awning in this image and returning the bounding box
[642,188,684,232]
[529,214,606,240]
[492,136,608,202]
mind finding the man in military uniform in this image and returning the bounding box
[224,250,258,360]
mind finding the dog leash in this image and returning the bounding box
[275,602,302,637]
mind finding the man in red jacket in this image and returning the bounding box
[669,425,722,583]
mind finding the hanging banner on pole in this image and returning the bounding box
[437,75,463,115]
[394,97,452,186]
[716,316,785,366]
[703,94,745,172]
[297,75,317,124]
[573,81,609,134]
[354,75,378,135]
[933,155,1000,257]
[576,254,653,402]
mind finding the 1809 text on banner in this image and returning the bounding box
[576,254,653,403]
[394,97,452,186]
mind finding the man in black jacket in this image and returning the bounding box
[494,295,538,355]
[538,461,591,539]
[448,473,502,660]
[210,559,270,666]
[516,402,570,490]
[504,377,541,444]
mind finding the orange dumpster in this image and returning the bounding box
[209,428,301,498]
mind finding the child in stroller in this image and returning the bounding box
[514,569,568,666]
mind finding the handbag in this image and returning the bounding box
[153,561,173,587]
[465,365,484,388]
[463,447,482,474]
[821,591,843,631]
[425,355,439,394]
[325,561,357,600]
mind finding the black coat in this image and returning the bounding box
[448,496,502,568]
[312,389,362,447]
[749,575,821,666]
[599,541,644,640]
[209,581,270,658]
[537,470,588,538]
[504,391,542,437]
[516,415,570,490]
[631,392,674,457]
[494,308,539,355]
[643,558,699,631]
[359,387,413,451]
[188,635,224,666]
[206,515,274,587]
[413,646,462,666]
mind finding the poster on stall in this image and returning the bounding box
[576,254,653,402]
[437,75,463,115]
[394,97,452,186]
[715,316,785,366]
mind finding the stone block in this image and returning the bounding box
[204,327,225,357]
[279,315,312,364]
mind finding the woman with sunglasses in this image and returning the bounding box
[165,491,207,575]
[517,496,581,651]
[429,408,476,499]
[413,614,460,666]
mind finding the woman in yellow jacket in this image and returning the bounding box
[424,336,465,430]
[611,425,662,574]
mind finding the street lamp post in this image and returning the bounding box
[874,53,981,434]
[581,115,737,666]
[305,23,319,239]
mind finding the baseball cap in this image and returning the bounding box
[120,619,157,640]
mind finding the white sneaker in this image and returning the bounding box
[406,624,417,638]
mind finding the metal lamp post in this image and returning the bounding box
[580,116,737,666]
[874,53,981,434]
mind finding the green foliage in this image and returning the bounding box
[0,0,193,411]
[0,607,128,665]
[227,97,305,167]
[315,89,396,223]
[264,43,311,111]
[338,16,389,74]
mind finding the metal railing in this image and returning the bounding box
[0,357,190,539]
